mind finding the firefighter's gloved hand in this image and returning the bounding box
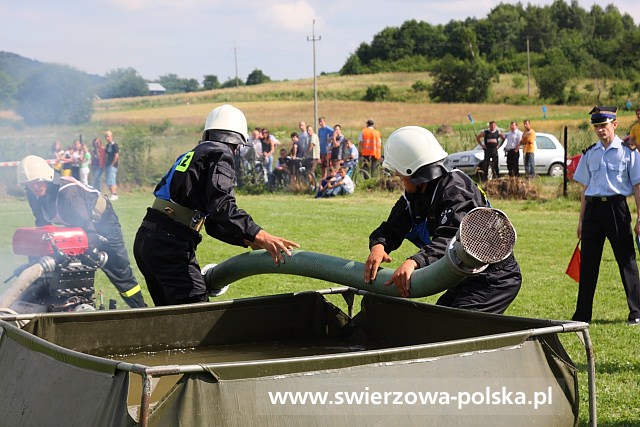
[202,263,230,297]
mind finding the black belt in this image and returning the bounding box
[585,195,626,203]
[140,208,202,243]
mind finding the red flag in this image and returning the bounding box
[566,241,581,282]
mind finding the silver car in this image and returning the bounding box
[443,132,565,179]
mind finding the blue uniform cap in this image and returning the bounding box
[589,106,617,125]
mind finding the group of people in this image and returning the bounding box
[475,119,536,179]
[15,104,640,327]
[236,117,381,193]
[51,130,120,201]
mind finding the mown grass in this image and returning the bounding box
[1,182,639,426]
[2,71,640,425]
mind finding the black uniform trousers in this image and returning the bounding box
[573,196,640,322]
[95,204,145,307]
[134,208,207,306]
[482,144,499,179]
[506,149,520,177]
[436,254,521,314]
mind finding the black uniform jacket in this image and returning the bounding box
[369,169,490,268]
[27,175,104,247]
[154,141,261,246]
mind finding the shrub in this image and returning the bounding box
[362,85,391,102]
[412,80,429,92]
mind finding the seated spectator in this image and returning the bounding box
[272,149,290,179]
[317,167,354,198]
[315,169,337,198]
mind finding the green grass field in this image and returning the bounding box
[1,185,639,425]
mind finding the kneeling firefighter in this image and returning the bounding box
[134,104,299,306]
[17,155,147,308]
[364,126,522,313]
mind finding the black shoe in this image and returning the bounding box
[626,318,640,326]
[571,314,590,323]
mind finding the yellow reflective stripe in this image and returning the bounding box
[121,285,141,297]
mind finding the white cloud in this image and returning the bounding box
[266,0,317,32]
[107,0,214,12]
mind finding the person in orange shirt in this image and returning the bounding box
[521,119,536,178]
[359,119,382,175]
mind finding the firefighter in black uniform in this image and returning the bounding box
[17,155,146,308]
[134,104,299,306]
[364,126,521,313]
[476,121,505,180]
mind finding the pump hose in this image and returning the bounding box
[0,257,56,309]
[205,248,472,298]
[204,207,516,298]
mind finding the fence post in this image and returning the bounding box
[563,125,568,197]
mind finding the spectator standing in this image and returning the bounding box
[364,126,521,312]
[104,130,120,200]
[79,143,91,185]
[504,121,523,177]
[571,106,640,325]
[330,124,345,173]
[521,120,536,179]
[317,116,334,179]
[297,121,309,154]
[133,104,299,306]
[51,140,65,173]
[476,121,504,180]
[70,139,83,180]
[627,107,640,147]
[260,128,276,175]
[306,125,320,177]
[61,144,74,177]
[91,138,106,190]
[359,119,382,176]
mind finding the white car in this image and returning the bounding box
[443,132,565,178]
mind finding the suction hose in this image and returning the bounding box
[204,207,516,298]
[0,257,56,309]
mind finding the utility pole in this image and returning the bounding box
[307,19,321,129]
[233,41,240,88]
[526,36,531,98]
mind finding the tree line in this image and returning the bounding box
[0,51,272,126]
[340,0,640,103]
[1,0,639,125]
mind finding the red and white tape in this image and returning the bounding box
[0,159,57,167]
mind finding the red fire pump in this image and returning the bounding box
[1,226,107,314]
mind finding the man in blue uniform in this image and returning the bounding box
[572,106,640,325]
[134,105,299,306]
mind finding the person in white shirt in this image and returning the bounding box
[504,121,523,177]
[323,167,354,196]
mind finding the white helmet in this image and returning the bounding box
[383,126,448,178]
[17,155,54,185]
[203,104,248,145]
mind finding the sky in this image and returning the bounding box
[1,0,638,83]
